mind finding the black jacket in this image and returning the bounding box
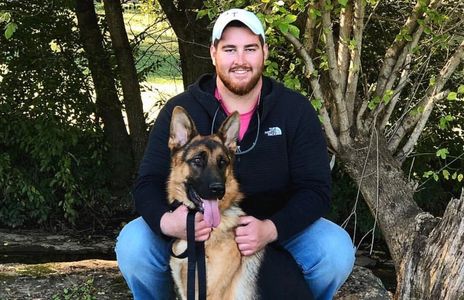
[133,74,331,243]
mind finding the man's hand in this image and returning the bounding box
[160,205,212,241]
[235,216,278,256]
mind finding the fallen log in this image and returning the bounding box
[0,230,115,263]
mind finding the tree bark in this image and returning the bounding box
[103,0,147,166]
[75,0,133,189]
[395,191,464,299]
[158,0,214,88]
[340,137,464,299]
[340,137,422,267]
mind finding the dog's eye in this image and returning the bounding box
[191,156,203,167]
[217,157,228,169]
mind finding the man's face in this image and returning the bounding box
[210,26,268,96]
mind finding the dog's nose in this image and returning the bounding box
[209,182,225,197]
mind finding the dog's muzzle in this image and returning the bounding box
[187,185,222,228]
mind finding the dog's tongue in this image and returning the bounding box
[202,199,220,228]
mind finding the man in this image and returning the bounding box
[116,8,355,300]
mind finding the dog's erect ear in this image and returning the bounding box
[218,111,240,151]
[169,106,198,150]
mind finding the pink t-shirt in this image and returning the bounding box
[214,89,258,141]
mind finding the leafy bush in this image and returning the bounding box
[0,0,117,228]
[0,114,112,227]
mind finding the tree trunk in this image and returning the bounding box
[340,137,464,299]
[103,0,147,165]
[396,193,464,299]
[158,0,214,88]
[75,0,133,189]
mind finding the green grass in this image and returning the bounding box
[95,3,182,83]
[135,40,181,83]
[123,9,182,83]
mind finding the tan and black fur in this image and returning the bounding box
[167,106,264,300]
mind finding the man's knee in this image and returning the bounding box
[285,218,355,277]
[115,217,170,274]
[317,225,355,276]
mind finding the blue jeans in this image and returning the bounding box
[116,217,355,300]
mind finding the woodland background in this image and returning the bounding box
[0,0,463,298]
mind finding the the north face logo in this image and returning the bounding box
[264,127,282,136]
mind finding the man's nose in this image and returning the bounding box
[234,50,245,64]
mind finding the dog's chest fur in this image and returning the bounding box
[170,205,264,300]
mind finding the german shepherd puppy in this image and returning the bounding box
[167,106,313,300]
[167,106,263,300]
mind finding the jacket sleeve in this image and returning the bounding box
[132,104,173,238]
[269,100,332,243]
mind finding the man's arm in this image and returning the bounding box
[269,99,332,243]
[132,105,173,237]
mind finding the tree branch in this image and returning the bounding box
[322,0,351,145]
[303,2,319,54]
[282,31,340,152]
[337,3,352,96]
[376,26,423,129]
[380,54,412,131]
[356,100,369,133]
[157,0,183,33]
[345,0,364,131]
[373,0,432,100]
[390,40,464,158]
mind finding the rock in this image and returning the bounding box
[355,255,378,268]
[335,265,393,300]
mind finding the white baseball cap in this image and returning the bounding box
[212,9,265,44]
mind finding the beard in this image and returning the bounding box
[217,64,264,96]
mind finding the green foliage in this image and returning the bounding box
[368,90,393,110]
[438,115,454,129]
[0,0,114,228]
[52,277,97,300]
[405,106,464,214]
[447,91,457,100]
[436,148,449,160]
[458,85,464,94]
[0,11,17,39]
[420,147,463,184]
[311,98,323,111]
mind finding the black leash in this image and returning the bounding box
[170,201,207,300]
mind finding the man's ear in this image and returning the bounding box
[169,106,198,151]
[218,112,240,151]
[210,44,217,66]
[263,43,269,60]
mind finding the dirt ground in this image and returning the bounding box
[0,260,392,300]
[0,260,132,300]
[0,229,393,299]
